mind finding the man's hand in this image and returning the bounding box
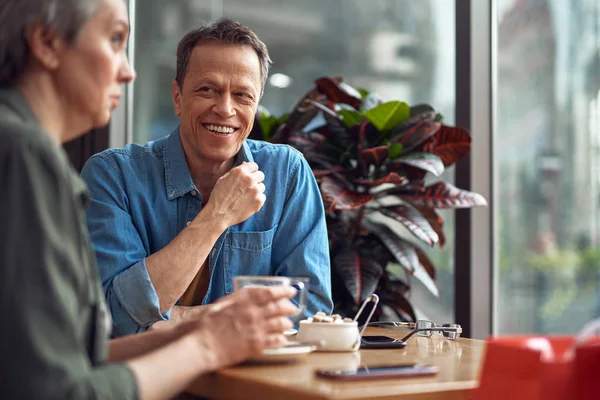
[200,162,266,228]
[186,286,297,370]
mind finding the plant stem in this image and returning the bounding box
[352,206,367,242]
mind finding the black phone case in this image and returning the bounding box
[316,364,438,380]
[359,339,407,349]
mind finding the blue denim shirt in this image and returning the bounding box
[81,128,333,337]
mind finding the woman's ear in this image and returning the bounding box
[26,22,65,71]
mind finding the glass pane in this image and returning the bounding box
[131,0,456,323]
[496,0,600,334]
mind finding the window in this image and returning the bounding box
[496,0,600,334]
[130,0,457,323]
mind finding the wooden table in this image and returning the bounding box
[186,327,485,400]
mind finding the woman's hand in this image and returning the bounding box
[184,286,297,370]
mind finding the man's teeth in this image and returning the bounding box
[205,124,235,134]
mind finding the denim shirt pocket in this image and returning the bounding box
[223,224,278,294]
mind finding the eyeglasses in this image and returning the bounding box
[366,320,462,342]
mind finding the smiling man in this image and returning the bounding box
[81,18,332,337]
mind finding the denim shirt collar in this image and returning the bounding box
[164,126,255,201]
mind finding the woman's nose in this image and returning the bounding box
[119,54,136,83]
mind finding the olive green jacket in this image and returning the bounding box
[0,88,137,399]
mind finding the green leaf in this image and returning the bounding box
[360,93,381,112]
[335,104,364,128]
[258,114,279,141]
[357,88,370,98]
[364,101,410,131]
[388,143,404,160]
[277,112,290,125]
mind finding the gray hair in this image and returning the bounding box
[0,0,103,87]
[175,18,272,95]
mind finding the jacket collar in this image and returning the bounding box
[0,88,40,127]
[163,126,254,201]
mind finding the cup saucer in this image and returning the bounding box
[245,341,316,364]
[284,328,298,337]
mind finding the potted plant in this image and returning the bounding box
[255,76,487,321]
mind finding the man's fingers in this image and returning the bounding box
[255,182,266,194]
[240,161,259,173]
[252,170,265,184]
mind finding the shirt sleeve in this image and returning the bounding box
[0,138,138,399]
[272,150,334,316]
[81,155,170,337]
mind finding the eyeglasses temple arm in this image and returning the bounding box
[400,327,460,342]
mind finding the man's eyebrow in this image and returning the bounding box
[235,85,256,93]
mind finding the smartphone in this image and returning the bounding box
[316,364,439,380]
[360,335,407,349]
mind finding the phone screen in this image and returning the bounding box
[316,364,439,380]
[362,335,398,342]
[360,335,406,349]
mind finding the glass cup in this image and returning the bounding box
[233,276,309,320]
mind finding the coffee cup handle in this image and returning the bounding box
[292,281,306,315]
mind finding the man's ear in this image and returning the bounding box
[172,80,182,116]
[27,22,65,71]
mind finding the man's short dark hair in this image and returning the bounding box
[175,18,271,95]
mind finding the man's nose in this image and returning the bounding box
[213,94,235,118]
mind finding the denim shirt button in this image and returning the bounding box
[186,221,191,226]
[191,190,197,197]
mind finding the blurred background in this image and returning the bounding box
[105,0,600,336]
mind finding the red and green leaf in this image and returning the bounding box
[401,181,488,209]
[288,136,335,167]
[388,111,438,145]
[321,176,374,213]
[432,125,471,166]
[366,222,439,297]
[354,172,407,187]
[409,103,435,117]
[359,145,389,168]
[271,88,323,143]
[350,119,379,150]
[414,206,446,248]
[333,247,383,304]
[315,77,362,110]
[414,246,436,280]
[393,153,445,177]
[313,166,347,179]
[320,112,353,148]
[392,294,417,322]
[413,262,439,298]
[394,119,442,153]
[379,205,439,247]
[365,222,419,274]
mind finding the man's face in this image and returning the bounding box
[173,42,262,164]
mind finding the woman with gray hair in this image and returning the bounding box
[0,0,297,399]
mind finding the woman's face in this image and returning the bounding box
[55,0,135,131]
